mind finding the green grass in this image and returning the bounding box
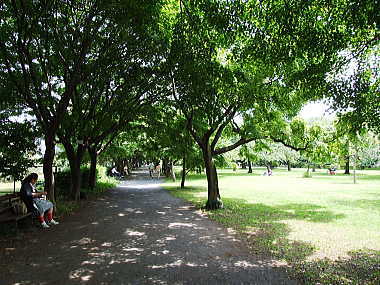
[0,181,21,194]
[164,167,380,284]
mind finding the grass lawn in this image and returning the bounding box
[0,181,21,195]
[164,167,380,284]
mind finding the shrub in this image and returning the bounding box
[303,171,312,178]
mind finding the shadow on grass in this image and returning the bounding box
[292,249,380,285]
[165,185,346,265]
[336,199,380,211]
[208,198,345,263]
[165,183,378,284]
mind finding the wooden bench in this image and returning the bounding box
[0,193,34,232]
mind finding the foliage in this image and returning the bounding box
[55,165,115,198]
[0,118,39,180]
[292,250,380,285]
[303,171,313,178]
[327,46,380,134]
[56,165,116,216]
[164,167,380,284]
[357,134,380,168]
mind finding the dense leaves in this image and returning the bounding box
[0,119,38,180]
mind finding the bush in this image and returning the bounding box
[303,171,312,178]
[55,170,71,197]
[55,166,99,197]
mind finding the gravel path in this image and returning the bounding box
[0,169,297,285]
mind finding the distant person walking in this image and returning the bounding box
[148,162,154,178]
[154,163,161,179]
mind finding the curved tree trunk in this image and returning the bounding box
[202,145,223,210]
[63,141,85,201]
[43,133,56,203]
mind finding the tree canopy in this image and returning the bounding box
[0,0,378,208]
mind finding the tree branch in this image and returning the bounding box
[213,137,259,155]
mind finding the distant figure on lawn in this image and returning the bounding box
[20,173,59,229]
[328,167,336,175]
[263,168,273,176]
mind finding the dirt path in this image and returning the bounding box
[0,169,297,284]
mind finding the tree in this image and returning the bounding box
[0,118,38,181]
[167,0,377,209]
[328,46,380,134]
[357,133,380,169]
[0,1,118,200]
[0,1,166,200]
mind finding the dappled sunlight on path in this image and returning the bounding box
[0,168,296,284]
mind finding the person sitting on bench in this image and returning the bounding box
[20,173,59,229]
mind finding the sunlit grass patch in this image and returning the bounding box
[163,167,380,284]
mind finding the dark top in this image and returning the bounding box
[20,182,36,213]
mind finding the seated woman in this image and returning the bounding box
[20,173,59,229]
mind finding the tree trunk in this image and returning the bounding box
[181,156,186,189]
[88,147,97,190]
[248,158,252,173]
[63,141,85,201]
[126,160,132,174]
[162,158,170,177]
[202,145,223,210]
[43,133,56,203]
[287,161,291,171]
[344,156,350,174]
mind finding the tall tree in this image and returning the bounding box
[328,47,380,134]
[0,1,116,200]
[168,1,375,209]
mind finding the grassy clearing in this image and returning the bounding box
[164,167,380,284]
[0,181,21,194]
